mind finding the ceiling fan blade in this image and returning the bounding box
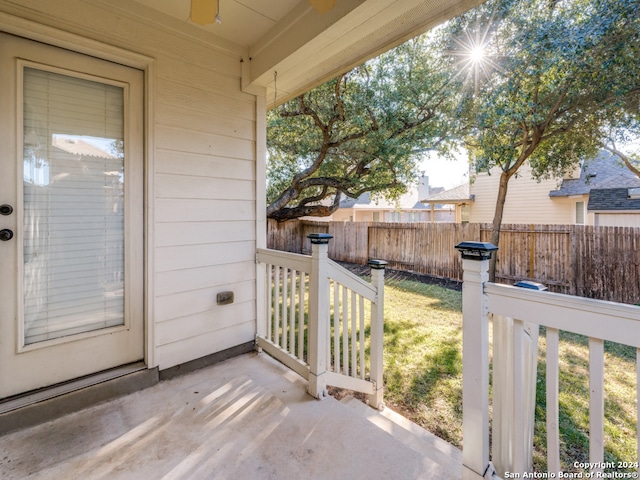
[191,0,216,25]
[308,0,337,14]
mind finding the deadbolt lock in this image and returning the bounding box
[0,229,13,241]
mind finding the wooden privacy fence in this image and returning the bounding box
[267,219,640,305]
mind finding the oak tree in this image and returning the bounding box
[446,0,640,279]
[266,36,460,221]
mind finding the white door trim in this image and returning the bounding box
[0,11,157,369]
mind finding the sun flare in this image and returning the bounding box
[469,46,485,63]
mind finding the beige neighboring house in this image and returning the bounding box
[330,176,455,222]
[420,183,474,223]
[467,150,640,226]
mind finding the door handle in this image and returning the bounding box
[0,229,13,241]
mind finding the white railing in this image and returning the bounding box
[255,234,386,408]
[458,244,640,480]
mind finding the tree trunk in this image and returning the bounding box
[489,170,512,282]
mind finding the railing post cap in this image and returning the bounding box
[454,241,498,260]
[307,233,333,244]
[368,259,388,270]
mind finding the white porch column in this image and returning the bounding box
[307,233,332,399]
[368,259,387,410]
[255,93,267,346]
[455,241,498,480]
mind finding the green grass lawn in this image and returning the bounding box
[379,277,638,473]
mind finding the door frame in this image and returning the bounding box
[0,11,157,369]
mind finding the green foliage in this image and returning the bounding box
[267,0,640,222]
[266,35,461,221]
[448,0,640,181]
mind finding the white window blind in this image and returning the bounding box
[22,67,125,345]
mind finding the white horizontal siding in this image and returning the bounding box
[156,104,255,142]
[156,60,253,103]
[156,241,255,272]
[155,221,255,248]
[156,320,256,369]
[155,125,254,161]
[157,79,254,121]
[155,279,255,324]
[156,199,254,223]
[0,0,260,370]
[156,151,254,180]
[156,300,256,346]
[150,31,257,368]
[155,261,256,297]
[155,175,255,201]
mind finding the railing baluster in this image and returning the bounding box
[274,265,280,345]
[267,264,273,342]
[512,318,525,474]
[546,327,561,475]
[359,295,365,379]
[328,280,332,366]
[589,337,605,474]
[351,289,357,379]
[334,280,340,374]
[282,267,289,350]
[289,269,296,354]
[298,272,305,360]
[342,285,348,375]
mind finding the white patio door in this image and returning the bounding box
[0,33,144,399]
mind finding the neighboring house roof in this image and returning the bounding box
[52,136,117,159]
[421,183,474,204]
[549,150,640,197]
[339,188,445,211]
[587,188,640,211]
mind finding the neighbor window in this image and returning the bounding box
[575,201,585,224]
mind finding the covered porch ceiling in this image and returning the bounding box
[127,0,484,106]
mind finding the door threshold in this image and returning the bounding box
[0,362,158,435]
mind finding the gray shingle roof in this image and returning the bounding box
[587,188,640,211]
[549,150,640,197]
[421,183,473,203]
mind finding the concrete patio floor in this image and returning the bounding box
[0,352,462,479]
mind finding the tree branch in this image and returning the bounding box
[601,143,640,178]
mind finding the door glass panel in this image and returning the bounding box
[22,67,125,345]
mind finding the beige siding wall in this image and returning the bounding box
[331,209,354,222]
[469,164,576,225]
[0,1,258,369]
[595,213,640,227]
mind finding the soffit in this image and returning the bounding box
[125,0,483,104]
[131,0,300,48]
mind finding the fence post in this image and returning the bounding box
[307,233,332,400]
[455,241,498,480]
[368,259,387,410]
